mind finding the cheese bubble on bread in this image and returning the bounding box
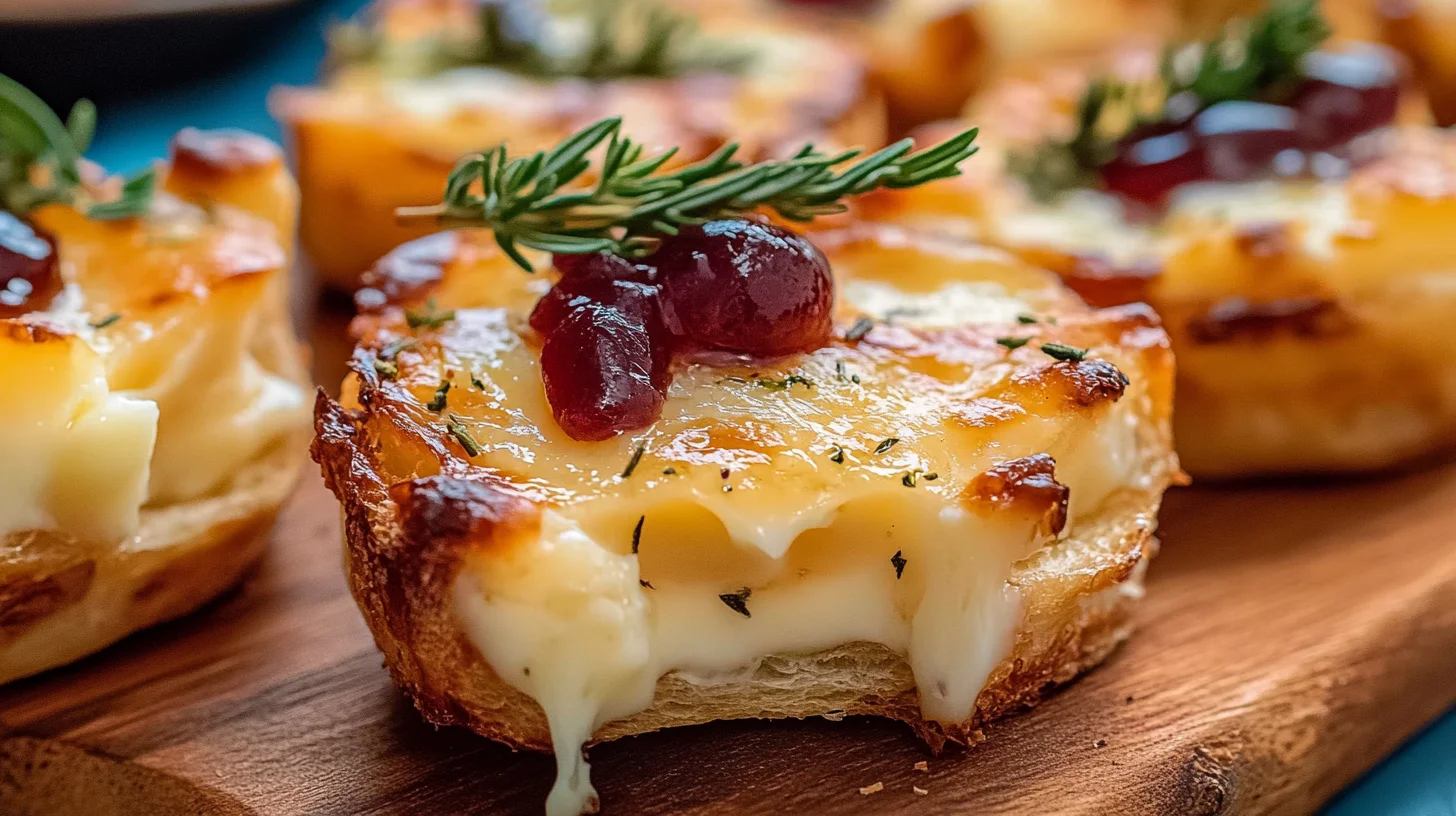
[313,223,1177,815]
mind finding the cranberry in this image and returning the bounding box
[1100,123,1208,205]
[1293,47,1401,152]
[531,252,659,336]
[654,220,833,357]
[1194,102,1300,182]
[539,301,666,441]
[0,212,60,318]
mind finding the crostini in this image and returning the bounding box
[313,120,1178,815]
[861,0,1456,478]
[0,78,310,683]
[271,0,884,291]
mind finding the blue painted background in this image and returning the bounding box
[67,0,1456,812]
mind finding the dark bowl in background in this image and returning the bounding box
[0,0,313,116]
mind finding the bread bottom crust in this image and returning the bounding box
[0,437,308,685]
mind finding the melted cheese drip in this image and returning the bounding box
[445,276,1149,815]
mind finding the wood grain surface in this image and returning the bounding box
[2,303,1454,816]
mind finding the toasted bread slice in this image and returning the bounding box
[313,223,1177,814]
[859,50,1456,477]
[270,0,885,290]
[0,131,311,684]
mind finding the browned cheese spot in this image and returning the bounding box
[961,453,1069,537]
[356,232,460,312]
[1186,296,1355,344]
[170,127,282,178]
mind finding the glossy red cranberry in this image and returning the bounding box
[531,252,659,336]
[654,220,833,357]
[1100,123,1208,205]
[0,212,61,318]
[540,301,667,441]
[1293,47,1401,151]
[1194,101,1300,181]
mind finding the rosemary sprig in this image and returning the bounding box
[0,73,154,219]
[335,0,745,82]
[399,117,980,271]
[1163,0,1331,107]
[1011,0,1330,201]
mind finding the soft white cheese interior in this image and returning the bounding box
[446,279,1151,816]
[0,258,306,544]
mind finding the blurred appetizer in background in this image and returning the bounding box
[1381,0,1456,126]
[763,0,1180,136]
[314,119,1178,816]
[0,76,310,684]
[863,0,1456,478]
[272,0,884,291]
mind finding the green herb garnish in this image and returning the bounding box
[1041,343,1090,362]
[426,379,451,412]
[874,437,900,455]
[891,550,907,579]
[374,358,399,379]
[843,316,875,342]
[0,73,153,219]
[334,0,746,82]
[1011,0,1330,201]
[446,414,483,457]
[631,515,645,554]
[828,445,846,465]
[996,336,1031,350]
[621,443,646,478]
[397,117,980,271]
[901,470,921,487]
[719,587,752,618]
[724,372,815,391]
[406,299,456,330]
[88,313,120,329]
[1017,315,1039,324]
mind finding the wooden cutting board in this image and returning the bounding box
[2,306,1455,816]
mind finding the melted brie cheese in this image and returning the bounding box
[0,198,308,545]
[0,323,156,543]
[397,238,1159,816]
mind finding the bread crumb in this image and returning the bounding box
[859,782,884,795]
[1093,739,1107,749]
[913,786,929,796]
[913,761,928,772]
[822,709,846,722]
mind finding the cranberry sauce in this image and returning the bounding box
[532,220,835,440]
[1100,46,1401,204]
[0,212,60,318]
